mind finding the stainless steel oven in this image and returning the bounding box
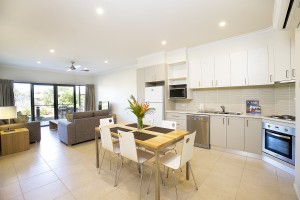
[262,120,295,165]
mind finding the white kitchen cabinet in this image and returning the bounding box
[245,118,262,155]
[248,47,270,85]
[274,32,295,81]
[230,51,248,86]
[214,54,231,87]
[165,112,187,130]
[136,68,145,103]
[144,64,166,82]
[226,116,245,151]
[210,115,227,147]
[201,56,215,88]
[188,60,201,88]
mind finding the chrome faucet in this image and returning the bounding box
[220,105,225,113]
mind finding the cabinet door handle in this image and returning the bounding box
[270,75,272,83]
[286,70,289,78]
[227,118,229,125]
[212,80,213,86]
[292,69,295,78]
[244,78,246,85]
[223,118,224,124]
[199,81,200,87]
[246,120,248,127]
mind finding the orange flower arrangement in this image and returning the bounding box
[127,95,155,129]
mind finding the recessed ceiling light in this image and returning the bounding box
[37,61,41,64]
[219,21,226,27]
[161,40,167,45]
[49,49,55,53]
[96,7,104,15]
[104,60,108,64]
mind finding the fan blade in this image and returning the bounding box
[67,68,71,72]
[74,65,81,69]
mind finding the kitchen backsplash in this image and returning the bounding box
[174,83,295,116]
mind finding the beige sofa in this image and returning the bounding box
[0,120,41,143]
[58,110,116,145]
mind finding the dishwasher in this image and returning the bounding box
[187,114,210,149]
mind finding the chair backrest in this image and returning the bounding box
[100,127,114,152]
[142,118,154,126]
[118,130,138,162]
[100,117,114,127]
[180,131,196,166]
[161,120,177,130]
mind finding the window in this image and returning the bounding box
[76,86,86,112]
[14,83,32,119]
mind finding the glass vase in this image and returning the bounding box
[137,116,143,130]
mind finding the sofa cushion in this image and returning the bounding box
[93,110,109,116]
[65,114,73,122]
[14,115,29,123]
[73,111,94,119]
[0,120,5,125]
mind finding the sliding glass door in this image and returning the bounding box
[57,86,75,119]
[33,85,55,126]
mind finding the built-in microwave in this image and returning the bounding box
[169,84,187,99]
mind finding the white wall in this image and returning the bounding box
[94,66,137,123]
[294,27,300,198]
[0,65,94,85]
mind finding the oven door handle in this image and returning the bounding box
[268,132,291,140]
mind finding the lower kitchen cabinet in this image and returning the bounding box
[245,118,262,154]
[226,117,245,151]
[210,115,227,147]
[165,112,187,130]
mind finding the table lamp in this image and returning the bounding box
[0,106,17,132]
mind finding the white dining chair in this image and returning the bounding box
[98,117,117,163]
[147,131,198,197]
[115,130,154,200]
[160,120,177,154]
[98,127,120,175]
[142,118,154,126]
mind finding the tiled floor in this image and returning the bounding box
[0,127,298,200]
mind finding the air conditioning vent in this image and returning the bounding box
[273,0,300,30]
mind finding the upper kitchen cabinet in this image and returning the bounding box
[274,32,295,82]
[200,56,215,88]
[230,51,248,86]
[144,64,166,83]
[136,68,145,103]
[214,54,231,87]
[188,60,201,88]
[248,47,272,85]
[166,48,187,64]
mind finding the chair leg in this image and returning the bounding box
[114,155,122,187]
[147,163,154,194]
[188,163,198,190]
[98,150,106,174]
[109,152,111,170]
[139,164,144,200]
[172,170,178,199]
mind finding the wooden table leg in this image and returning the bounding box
[186,161,190,180]
[155,149,160,200]
[95,130,99,168]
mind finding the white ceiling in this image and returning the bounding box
[0,0,275,75]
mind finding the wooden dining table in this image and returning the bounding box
[95,123,189,200]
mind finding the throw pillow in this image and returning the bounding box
[14,115,29,123]
[66,114,73,122]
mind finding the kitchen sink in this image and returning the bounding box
[213,111,241,115]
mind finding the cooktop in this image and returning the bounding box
[265,115,295,121]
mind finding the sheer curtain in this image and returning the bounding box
[0,79,15,106]
[85,84,96,111]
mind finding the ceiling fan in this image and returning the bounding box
[67,61,90,72]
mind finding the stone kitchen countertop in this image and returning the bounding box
[166,110,296,124]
